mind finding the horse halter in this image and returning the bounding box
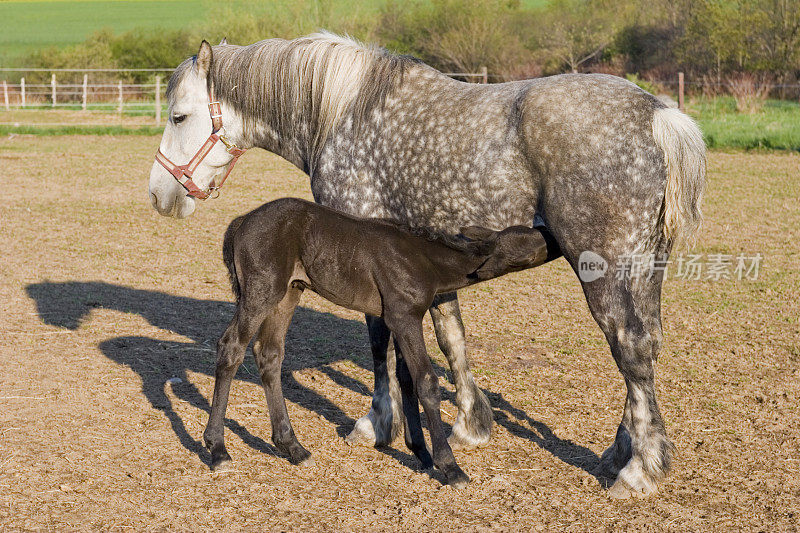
[154,93,246,200]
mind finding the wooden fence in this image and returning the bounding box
[0,67,489,127]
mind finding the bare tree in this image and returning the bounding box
[533,0,633,73]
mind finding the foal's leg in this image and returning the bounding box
[430,292,494,449]
[251,287,312,465]
[387,313,469,488]
[347,296,493,450]
[203,300,269,470]
[345,315,403,446]
[395,346,434,469]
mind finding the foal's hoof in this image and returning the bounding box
[210,458,234,472]
[444,467,470,489]
[297,455,315,467]
[415,450,434,471]
[289,450,315,467]
[284,444,314,467]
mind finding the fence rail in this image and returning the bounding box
[3,68,799,128]
[0,67,489,126]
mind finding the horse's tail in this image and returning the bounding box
[652,106,707,246]
[222,215,246,302]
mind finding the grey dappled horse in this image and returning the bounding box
[147,33,706,498]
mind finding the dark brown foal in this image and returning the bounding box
[202,198,559,488]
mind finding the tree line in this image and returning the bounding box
[22,0,800,94]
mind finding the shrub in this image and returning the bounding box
[376,0,536,81]
[625,73,658,95]
[726,72,773,113]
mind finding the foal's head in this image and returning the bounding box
[461,225,557,281]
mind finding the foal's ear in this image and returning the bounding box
[196,40,213,77]
[459,225,496,241]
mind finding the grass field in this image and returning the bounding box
[2,95,800,151]
[690,97,800,151]
[0,0,204,65]
[0,134,798,529]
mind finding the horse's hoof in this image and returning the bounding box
[607,468,658,499]
[281,442,314,466]
[346,415,399,447]
[448,392,494,450]
[447,431,490,450]
[608,478,655,499]
[417,453,434,470]
[345,416,377,446]
[448,417,492,450]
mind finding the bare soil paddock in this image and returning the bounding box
[0,135,798,531]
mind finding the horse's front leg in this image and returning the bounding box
[345,315,403,446]
[429,292,494,449]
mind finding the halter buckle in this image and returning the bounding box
[154,91,247,201]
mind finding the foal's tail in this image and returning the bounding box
[222,215,246,302]
[652,107,707,246]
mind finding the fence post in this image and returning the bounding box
[117,80,123,113]
[20,77,25,108]
[82,74,88,110]
[2,81,8,111]
[480,66,488,84]
[51,73,57,107]
[155,76,161,125]
[678,72,684,112]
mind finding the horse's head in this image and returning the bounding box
[149,40,245,218]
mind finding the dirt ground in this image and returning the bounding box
[0,134,798,531]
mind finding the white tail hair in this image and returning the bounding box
[651,107,707,246]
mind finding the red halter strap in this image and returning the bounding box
[154,93,246,200]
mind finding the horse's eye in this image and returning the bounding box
[172,114,187,125]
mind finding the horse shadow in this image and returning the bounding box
[25,280,600,480]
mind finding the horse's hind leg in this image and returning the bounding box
[251,287,312,465]
[429,293,494,449]
[582,269,672,498]
[345,315,403,446]
[203,299,269,470]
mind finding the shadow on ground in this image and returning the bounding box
[25,280,600,480]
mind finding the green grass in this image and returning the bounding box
[690,97,800,151]
[1,0,552,66]
[0,124,162,135]
[15,103,165,116]
[0,0,204,65]
[4,95,799,151]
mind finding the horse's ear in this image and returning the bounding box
[219,37,228,45]
[459,225,496,241]
[196,40,213,78]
